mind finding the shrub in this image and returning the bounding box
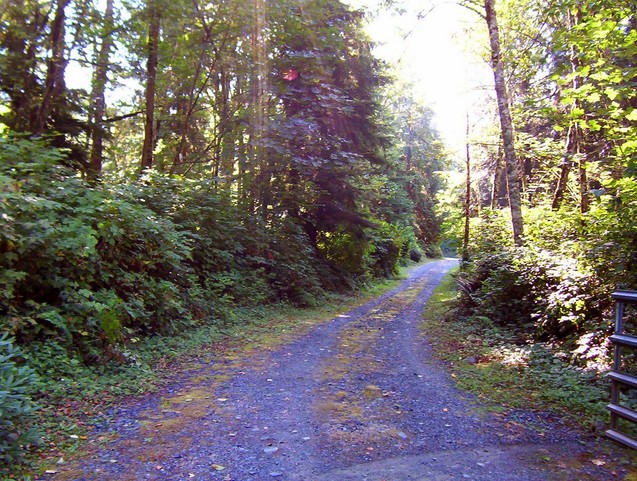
[458,205,620,368]
[0,137,196,354]
[0,334,40,466]
[369,222,405,277]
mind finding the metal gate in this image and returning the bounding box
[607,290,637,449]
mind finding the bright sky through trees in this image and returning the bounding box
[346,0,493,154]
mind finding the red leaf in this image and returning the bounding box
[283,69,299,81]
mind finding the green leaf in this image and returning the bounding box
[604,87,619,101]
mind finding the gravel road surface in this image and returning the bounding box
[47,259,631,481]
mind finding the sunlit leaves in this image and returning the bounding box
[550,0,636,161]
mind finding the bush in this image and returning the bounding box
[0,137,196,356]
[409,248,422,262]
[458,206,620,368]
[369,222,406,277]
[0,334,40,466]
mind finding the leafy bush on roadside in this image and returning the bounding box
[0,137,195,359]
[1,136,420,365]
[458,207,620,367]
[0,334,40,466]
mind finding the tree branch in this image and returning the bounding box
[103,110,144,123]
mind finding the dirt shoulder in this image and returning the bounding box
[45,259,633,481]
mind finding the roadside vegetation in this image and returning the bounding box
[422,269,610,427]
[434,0,637,453]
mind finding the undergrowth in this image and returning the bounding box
[421,268,610,429]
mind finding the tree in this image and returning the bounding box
[88,0,115,180]
[0,0,46,132]
[140,3,160,172]
[34,0,71,135]
[463,114,471,262]
[482,0,524,245]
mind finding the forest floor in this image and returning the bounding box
[43,259,634,481]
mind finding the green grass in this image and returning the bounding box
[421,267,609,428]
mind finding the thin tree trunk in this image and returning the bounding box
[491,142,503,209]
[572,6,589,214]
[251,0,270,220]
[405,124,413,172]
[579,151,589,213]
[551,125,577,209]
[34,0,70,134]
[552,6,588,213]
[462,114,471,263]
[140,8,160,172]
[89,0,114,180]
[483,0,524,245]
[170,59,207,175]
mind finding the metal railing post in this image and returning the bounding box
[607,290,637,449]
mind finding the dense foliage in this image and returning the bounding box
[0,334,40,464]
[453,0,637,373]
[0,134,430,352]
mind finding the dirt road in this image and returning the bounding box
[48,259,628,480]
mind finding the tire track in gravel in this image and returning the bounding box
[48,259,627,481]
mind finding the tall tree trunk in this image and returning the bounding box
[34,0,71,134]
[251,0,270,219]
[572,6,589,214]
[405,124,413,172]
[140,8,160,172]
[483,0,524,245]
[220,70,235,191]
[462,114,471,263]
[89,0,114,180]
[579,151,589,213]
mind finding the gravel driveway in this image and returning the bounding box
[47,259,631,481]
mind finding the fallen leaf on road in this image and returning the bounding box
[212,464,226,471]
[591,459,606,466]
